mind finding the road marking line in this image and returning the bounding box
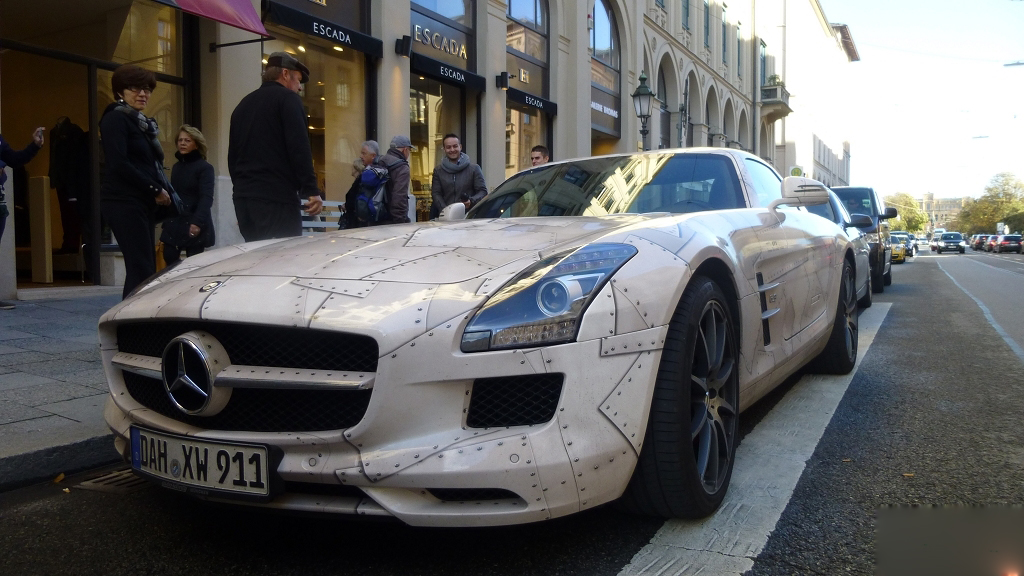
[618,303,891,576]
[937,260,1024,366]
[958,254,1024,275]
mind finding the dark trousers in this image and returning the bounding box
[102,199,155,300]
[163,242,204,266]
[233,197,301,242]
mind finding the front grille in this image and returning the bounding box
[428,488,521,502]
[466,374,563,428]
[116,321,378,372]
[122,372,371,432]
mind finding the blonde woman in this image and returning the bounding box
[161,124,215,264]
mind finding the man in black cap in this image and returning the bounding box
[228,51,322,242]
[376,135,415,224]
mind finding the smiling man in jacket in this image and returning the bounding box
[430,133,486,217]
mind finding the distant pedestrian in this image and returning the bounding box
[0,127,44,310]
[228,51,322,242]
[161,125,215,265]
[377,136,414,224]
[99,64,173,300]
[530,145,550,166]
[343,140,379,228]
[430,133,486,217]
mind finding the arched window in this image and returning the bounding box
[590,0,621,139]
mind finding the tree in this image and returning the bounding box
[883,192,928,233]
[955,173,1024,234]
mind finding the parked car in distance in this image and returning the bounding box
[930,233,942,251]
[832,186,897,292]
[935,232,967,254]
[993,234,1022,253]
[971,234,988,250]
[986,235,999,252]
[890,233,908,263]
[891,230,917,257]
[98,149,862,527]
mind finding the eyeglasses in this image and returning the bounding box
[126,87,153,95]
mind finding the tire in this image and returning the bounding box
[618,275,738,519]
[810,260,858,375]
[858,271,872,309]
[883,265,892,286]
[871,262,884,293]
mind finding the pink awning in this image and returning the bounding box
[156,0,268,37]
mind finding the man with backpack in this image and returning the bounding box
[375,135,414,224]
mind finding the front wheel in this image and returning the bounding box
[810,260,858,375]
[858,271,872,309]
[619,275,739,519]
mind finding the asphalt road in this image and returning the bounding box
[2,250,1023,576]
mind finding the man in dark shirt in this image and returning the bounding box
[228,51,322,241]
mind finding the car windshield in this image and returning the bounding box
[941,233,962,241]
[833,188,876,216]
[467,153,746,219]
[892,234,907,243]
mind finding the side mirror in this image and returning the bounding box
[849,214,873,229]
[882,207,898,219]
[768,177,830,212]
[438,202,467,221]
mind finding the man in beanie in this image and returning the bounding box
[377,135,414,224]
[228,51,322,241]
[430,133,486,218]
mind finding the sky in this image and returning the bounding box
[817,0,1024,199]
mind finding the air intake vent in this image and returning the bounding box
[466,374,563,428]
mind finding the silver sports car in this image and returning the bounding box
[100,149,859,526]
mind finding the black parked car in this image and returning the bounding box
[832,186,897,292]
[993,234,1022,253]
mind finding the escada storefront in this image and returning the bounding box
[504,0,556,178]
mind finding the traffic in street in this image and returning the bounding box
[3,249,1023,576]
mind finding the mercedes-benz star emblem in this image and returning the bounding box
[162,337,214,415]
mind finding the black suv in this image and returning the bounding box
[832,186,897,293]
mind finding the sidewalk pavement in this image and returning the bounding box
[0,286,124,491]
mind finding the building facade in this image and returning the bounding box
[917,193,967,232]
[1,0,836,297]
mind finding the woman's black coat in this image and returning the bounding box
[168,150,216,247]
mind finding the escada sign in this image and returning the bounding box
[312,22,351,44]
[439,65,466,82]
[414,25,467,60]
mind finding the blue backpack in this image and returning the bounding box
[354,165,390,225]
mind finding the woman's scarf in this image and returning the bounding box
[113,99,163,162]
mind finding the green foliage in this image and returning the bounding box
[954,173,1024,235]
[883,192,928,233]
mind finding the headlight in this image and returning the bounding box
[865,232,880,244]
[460,243,638,352]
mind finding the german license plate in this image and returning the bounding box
[131,427,270,497]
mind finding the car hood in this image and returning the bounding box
[102,215,678,354]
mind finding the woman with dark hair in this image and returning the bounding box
[161,124,215,264]
[99,64,172,299]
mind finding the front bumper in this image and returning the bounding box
[103,317,667,527]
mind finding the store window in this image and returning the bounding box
[411,0,473,26]
[409,76,464,221]
[506,0,550,177]
[590,0,621,141]
[261,29,367,204]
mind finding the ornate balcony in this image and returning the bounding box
[760,84,793,122]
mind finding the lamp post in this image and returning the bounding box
[631,71,655,151]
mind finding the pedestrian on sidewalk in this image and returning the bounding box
[228,51,322,242]
[376,135,414,225]
[0,127,45,310]
[429,133,486,218]
[99,64,173,300]
[161,125,215,265]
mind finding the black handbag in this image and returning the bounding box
[153,161,185,222]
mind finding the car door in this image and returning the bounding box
[741,159,828,347]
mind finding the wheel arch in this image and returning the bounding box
[690,257,742,340]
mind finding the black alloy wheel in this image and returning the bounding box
[811,260,858,375]
[619,275,739,519]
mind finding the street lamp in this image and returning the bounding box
[631,71,655,151]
